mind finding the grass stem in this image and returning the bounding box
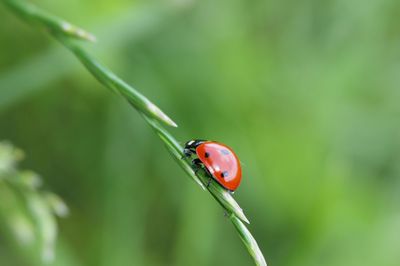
[3,1,267,265]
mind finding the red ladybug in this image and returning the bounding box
[184,139,242,192]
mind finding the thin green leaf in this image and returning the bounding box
[4,0,95,42]
[57,36,178,128]
[3,1,267,265]
[231,215,267,266]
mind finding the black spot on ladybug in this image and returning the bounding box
[205,152,210,158]
[220,149,230,155]
[221,171,229,178]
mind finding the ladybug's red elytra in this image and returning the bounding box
[184,139,242,192]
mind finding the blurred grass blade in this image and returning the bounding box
[43,192,69,218]
[0,141,24,173]
[0,141,66,263]
[4,0,95,42]
[0,181,36,246]
[23,189,58,263]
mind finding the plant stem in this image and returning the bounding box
[3,1,267,265]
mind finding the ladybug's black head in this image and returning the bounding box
[184,139,206,149]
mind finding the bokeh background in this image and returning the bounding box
[1,0,400,265]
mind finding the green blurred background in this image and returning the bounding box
[1,0,400,265]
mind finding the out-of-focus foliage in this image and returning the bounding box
[1,0,400,266]
[0,141,68,265]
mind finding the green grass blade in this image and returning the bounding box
[57,36,178,128]
[231,215,267,266]
[3,1,267,265]
[4,0,95,42]
[0,2,175,112]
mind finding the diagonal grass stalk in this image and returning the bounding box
[3,0,267,265]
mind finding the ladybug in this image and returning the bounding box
[184,139,242,192]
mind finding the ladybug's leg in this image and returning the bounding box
[192,158,208,176]
[201,167,213,188]
[190,158,214,188]
[191,158,203,173]
[193,158,212,173]
[183,148,192,158]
